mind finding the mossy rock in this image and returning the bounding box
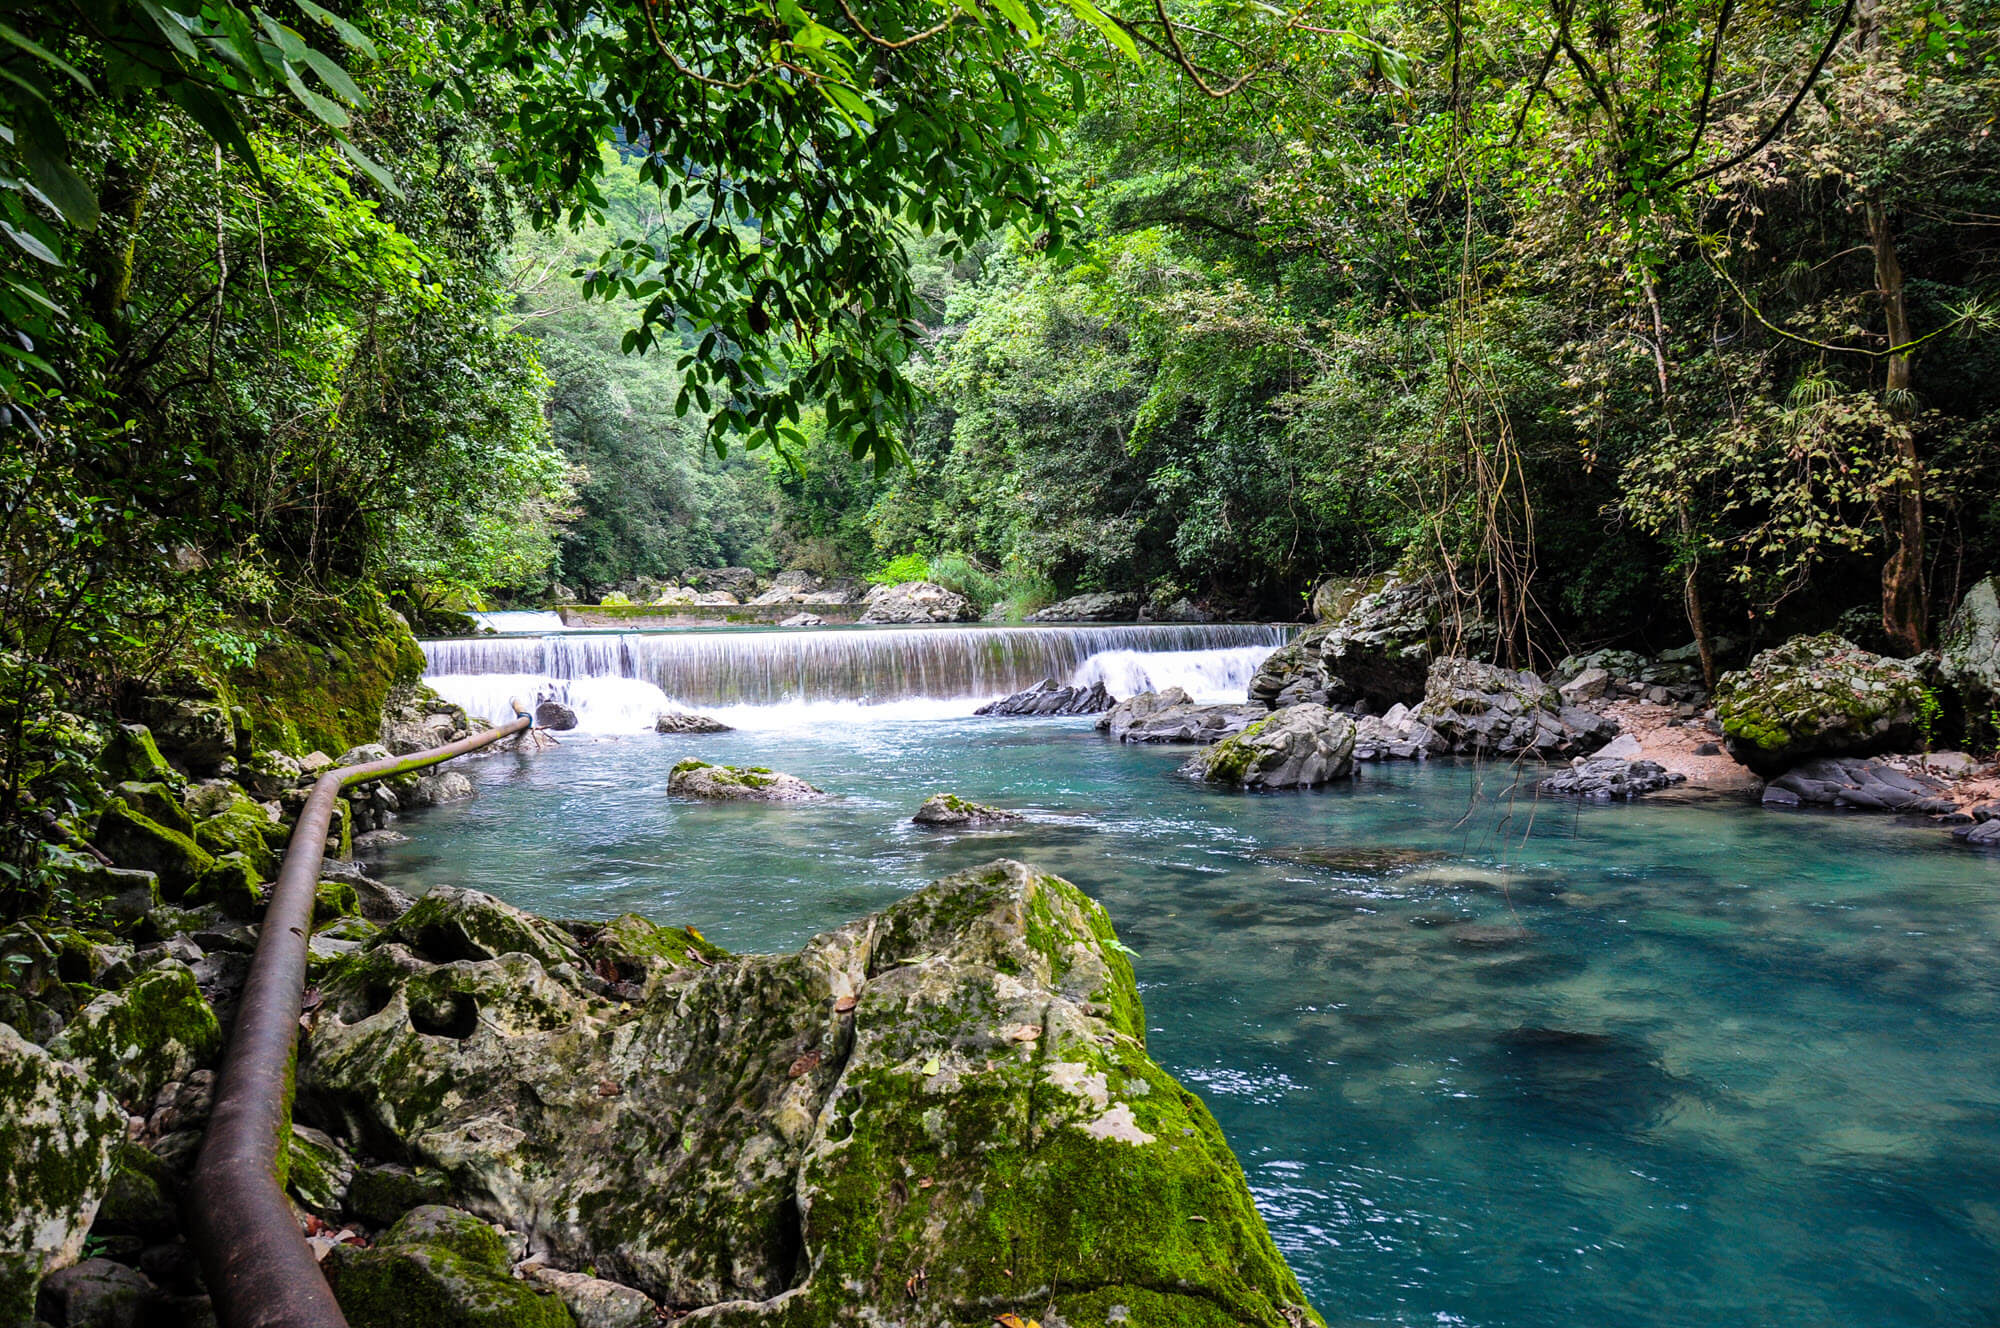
[0,1024,125,1324]
[94,802,213,899]
[1715,634,1927,775]
[315,879,363,923]
[667,760,826,802]
[347,1165,455,1227]
[110,782,191,837]
[384,887,579,968]
[59,865,161,931]
[193,808,281,880]
[48,959,221,1105]
[305,860,1321,1325]
[224,591,427,758]
[94,1142,180,1236]
[288,1125,355,1217]
[100,724,178,788]
[582,914,729,991]
[189,853,265,919]
[324,1239,573,1328]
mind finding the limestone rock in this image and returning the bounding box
[1247,625,1333,709]
[1095,687,1265,743]
[288,1123,356,1217]
[0,1024,125,1324]
[337,743,395,768]
[1939,576,2000,719]
[1714,634,1927,775]
[33,1257,163,1328]
[528,1267,657,1328]
[857,580,975,624]
[321,861,417,923]
[1539,758,1685,801]
[100,724,176,787]
[667,760,825,802]
[322,1205,574,1328]
[111,782,192,837]
[689,567,760,597]
[974,678,1115,716]
[304,861,1322,1326]
[1180,703,1357,788]
[1420,658,1617,758]
[1350,703,1440,762]
[912,794,1024,826]
[381,684,475,756]
[191,803,281,880]
[48,960,221,1105]
[95,802,214,899]
[384,886,581,970]
[777,612,824,627]
[132,695,236,773]
[1760,757,1954,812]
[408,771,475,806]
[1027,591,1139,622]
[1954,818,2000,848]
[654,711,733,734]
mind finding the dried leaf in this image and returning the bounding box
[834,994,858,1014]
[789,1050,822,1078]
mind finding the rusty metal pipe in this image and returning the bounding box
[189,713,532,1328]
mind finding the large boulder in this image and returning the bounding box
[654,711,732,734]
[1714,634,1928,775]
[304,861,1322,1326]
[689,567,761,598]
[0,1024,126,1323]
[667,760,826,802]
[1095,688,1265,743]
[323,1205,576,1328]
[1420,658,1618,758]
[47,960,221,1105]
[1939,577,2000,722]
[131,694,237,773]
[1180,703,1357,788]
[1250,575,1477,711]
[1027,592,1139,622]
[95,802,214,898]
[857,580,974,624]
[381,684,476,756]
[974,678,1115,716]
[100,724,177,787]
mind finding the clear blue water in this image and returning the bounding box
[363,715,2000,1328]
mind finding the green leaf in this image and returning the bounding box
[299,47,367,106]
[294,0,379,61]
[133,0,200,59]
[987,0,1040,39]
[0,24,93,91]
[337,139,403,198]
[1064,0,1141,63]
[166,82,263,179]
[284,63,350,126]
[21,143,96,229]
[0,218,58,264]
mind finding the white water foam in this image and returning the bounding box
[421,624,1286,733]
[470,610,570,634]
[1067,646,1272,705]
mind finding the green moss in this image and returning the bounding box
[1199,718,1270,784]
[315,879,362,923]
[189,853,266,918]
[47,960,221,1104]
[194,808,280,880]
[223,591,427,758]
[323,1242,575,1328]
[100,725,176,787]
[111,781,191,836]
[94,801,214,898]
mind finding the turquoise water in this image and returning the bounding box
[364,716,2000,1327]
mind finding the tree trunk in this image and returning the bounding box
[1866,200,1926,652]
[1642,277,1717,687]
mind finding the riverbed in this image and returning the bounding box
[364,711,2000,1328]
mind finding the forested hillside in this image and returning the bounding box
[4,0,1998,900]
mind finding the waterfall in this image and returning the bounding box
[420,623,1292,730]
[469,610,570,634]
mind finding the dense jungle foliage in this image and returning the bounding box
[2,0,1998,904]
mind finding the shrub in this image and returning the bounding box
[868,552,932,585]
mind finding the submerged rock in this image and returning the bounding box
[857,580,975,624]
[1095,687,1264,743]
[912,793,1024,826]
[305,861,1322,1325]
[1714,634,1927,775]
[1539,758,1685,801]
[1027,591,1139,622]
[1180,703,1357,788]
[655,710,732,734]
[1256,846,1449,874]
[667,759,825,802]
[1760,757,1953,812]
[975,678,1115,716]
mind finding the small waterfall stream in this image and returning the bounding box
[421,623,1291,730]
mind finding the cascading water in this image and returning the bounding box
[469,610,570,634]
[420,623,1292,730]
